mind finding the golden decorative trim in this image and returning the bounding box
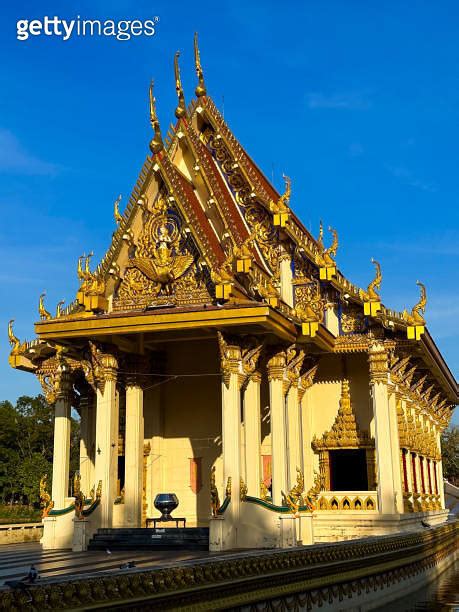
[312,380,374,450]
[368,345,389,384]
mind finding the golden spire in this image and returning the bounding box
[194,32,207,97]
[39,293,52,321]
[174,51,187,119]
[114,194,122,225]
[149,80,164,154]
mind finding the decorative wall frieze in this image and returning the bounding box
[334,334,369,353]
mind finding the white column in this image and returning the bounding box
[369,345,396,515]
[51,367,73,509]
[436,431,446,508]
[286,384,302,488]
[94,354,119,528]
[279,256,293,307]
[388,388,403,513]
[244,373,261,497]
[300,385,314,489]
[221,367,241,545]
[125,383,144,527]
[268,351,287,506]
[79,392,93,496]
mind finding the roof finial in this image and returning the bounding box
[317,220,324,251]
[367,258,382,301]
[114,194,122,225]
[194,32,207,97]
[149,80,164,154]
[174,51,187,119]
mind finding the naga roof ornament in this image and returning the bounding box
[38,293,51,321]
[269,174,291,227]
[114,194,123,225]
[402,281,427,326]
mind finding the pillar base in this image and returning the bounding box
[209,516,225,551]
[297,513,314,545]
[72,518,90,552]
[279,515,297,548]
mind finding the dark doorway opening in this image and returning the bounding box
[330,449,368,491]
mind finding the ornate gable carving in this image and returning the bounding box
[114,196,212,311]
[312,380,374,450]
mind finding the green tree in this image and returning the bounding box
[0,395,80,508]
[441,426,459,484]
[17,453,52,506]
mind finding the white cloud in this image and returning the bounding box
[0,129,57,176]
[306,91,371,110]
[386,164,437,193]
[348,142,364,157]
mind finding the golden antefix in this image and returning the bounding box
[8,33,457,555]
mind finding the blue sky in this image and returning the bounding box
[1,1,458,421]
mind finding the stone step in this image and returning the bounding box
[88,528,210,551]
[97,528,209,535]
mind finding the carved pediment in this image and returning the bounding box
[114,197,212,311]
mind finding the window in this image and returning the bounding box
[329,449,368,491]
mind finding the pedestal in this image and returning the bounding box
[298,513,314,545]
[279,515,297,548]
[72,519,90,552]
[209,516,225,552]
[40,517,57,549]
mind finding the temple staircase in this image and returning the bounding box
[88,527,209,551]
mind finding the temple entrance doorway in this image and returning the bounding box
[329,449,368,491]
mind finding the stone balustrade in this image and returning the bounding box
[0,523,43,545]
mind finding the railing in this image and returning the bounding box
[0,522,43,545]
[316,491,378,511]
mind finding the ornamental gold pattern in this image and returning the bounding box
[312,380,374,450]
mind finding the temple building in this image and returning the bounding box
[8,36,458,551]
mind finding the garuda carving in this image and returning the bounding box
[127,213,193,295]
[117,203,210,308]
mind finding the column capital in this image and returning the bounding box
[101,353,118,383]
[54,366,74,403]
[266,348,286,382]
[36,355,74,405]
[124,354,151,388]
[218,332,242,387]
[368,344,389,384]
